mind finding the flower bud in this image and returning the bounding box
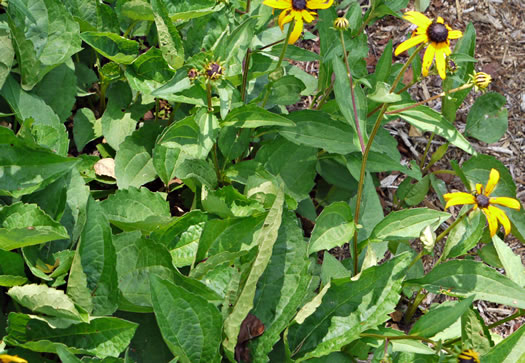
[204,61,224,81]
[333,17,349,30]
[470,72,492,92]
[187,68,199,81]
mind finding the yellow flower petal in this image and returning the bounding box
[307,0,333,9]
[434,43,447,79]
[0,355,28,363]
[394,34,427,56]
[488,205,512,236]
[482,207,499,237]
[263,0,292,9]
[476,183,483,195]
[490,197,522,210]
[436,16,445,24]
[301,9,315,23]
[443,192,476,209]
[422,43,436,76]
[278,9,293,29]
[289,14,304,44]
[485,168,500,195]
[403,11,432,28]
[448,30,463,39]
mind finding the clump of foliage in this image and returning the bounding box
[0,0,524,362]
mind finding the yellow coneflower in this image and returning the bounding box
[457,349,480,363]
[263,0,333,44]
[444,169,521,237]
[395,11,463,79]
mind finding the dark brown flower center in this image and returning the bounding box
[292,0,307,10]
[476,194,490,208]
[427,22,448,43]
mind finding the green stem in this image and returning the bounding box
[419,132,435,169]
[206,81,213,112]
[246,0,251,13]
[313,81,334,110]
[339,29,365,153]
[359,333,453,354]
[352,104,388,275]
[366,81,416,118]
[385,83,473,115]
[261,23,293,108]
[434,212,469,265]
[404,288,427,325]
[241,48,251,103]
[390,43,425,93]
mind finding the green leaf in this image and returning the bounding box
[0,19,15,89]
[221,104,295,128]
[5,313,137,358]
[255,137,318,202]
[218,126,251,162]
[0,275,27,287]
[222,188,284,357]
[114,312,173,363]
[288,253,411,361]
[465,92,508,143]
[251,211,312,362]
[267,75,306,106]
[150,0,184,70]
[404,175,431,206]
[195,215,265,262]
[7,0,82,89]
[73,108,101,152]
[80,32,139,64]
[409,296,474,338]
[374,40,392,84]
[370,208,450,242]
[1,76,69,155]
[150,275,222,363]
[165,0,221,21]
[77,196,118,315]
[114,231,175,312]
[0,203,69,251]
[483,324,525,362]
[156,114,213,159]
[115,123,161,189]
[442,209,484,259]
[406,260,525,309]
[386,105,475,154]
[67,249,93,314]
[309,202,355,255]
[151,209,207,248]
[321,253,351,285]
[461,307,493,355]
[100,96,138,152]
[368,82,402,103]
[177,158,218,189]
[493,235,525,287]
[216,17,255,65]
[201,185,265,218]
[8,284,88,321]
[278,110,360,154]
[32,61,77,122]
[124,47,175,94]
[99,187,171,233]
[0,249,26,276]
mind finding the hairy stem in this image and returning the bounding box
[339,29,365,153]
